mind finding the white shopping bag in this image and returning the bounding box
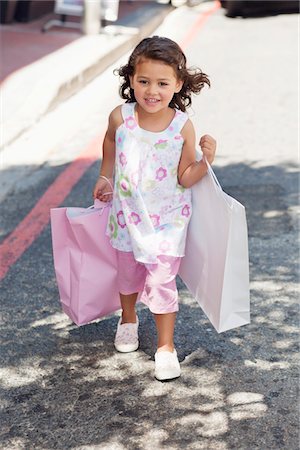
[179,161,250,333]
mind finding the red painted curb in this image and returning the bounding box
[0,135,103,280]
[181,1,220,50]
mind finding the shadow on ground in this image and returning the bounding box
[0,159,299,449]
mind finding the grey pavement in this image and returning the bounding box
[0,2,299,449]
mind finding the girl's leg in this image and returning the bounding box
[120,292,139,323]
[154,310,180,380]
[140,256,181,353]
[115,252,145,352]
[115,292,139,353]
[117,250,146,324]
[154,312,176,353]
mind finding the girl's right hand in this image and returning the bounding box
[93,177,113,203]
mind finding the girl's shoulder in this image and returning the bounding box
[109,103,135,132]
[181,118,194,132]
[109,105,123,131]
[181,118,195,141]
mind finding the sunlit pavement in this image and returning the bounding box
[0,2,298,449]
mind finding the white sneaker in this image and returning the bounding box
[154,349,181,381]
[114,316,139,353]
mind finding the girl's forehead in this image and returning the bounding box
[134,58,177,78]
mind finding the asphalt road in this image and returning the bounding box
[0,3,299,449]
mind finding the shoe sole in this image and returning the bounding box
[114,341,139,353]
[155,369,181,381]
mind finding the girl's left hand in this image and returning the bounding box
[199,134,216,165]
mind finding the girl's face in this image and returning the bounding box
[129,58,183,114]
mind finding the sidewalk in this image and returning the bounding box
[0,1,172,150]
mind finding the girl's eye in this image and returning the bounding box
[139,80,148,85]
[159,82,168,87]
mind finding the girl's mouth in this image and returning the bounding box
[145,98,160,104]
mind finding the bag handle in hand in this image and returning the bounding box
[98,175,114,195]
[202,156,223,191]
[89,198,111,211]
[203,157,233,208]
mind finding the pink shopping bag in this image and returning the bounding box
[50,200,121,325]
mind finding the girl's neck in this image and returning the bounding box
[135,103,175,133]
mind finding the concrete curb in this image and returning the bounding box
[1,4,172,150]
[49,5,173,111]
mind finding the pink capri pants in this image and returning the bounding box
[116,251,181,314]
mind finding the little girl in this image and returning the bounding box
[93,36,216,381]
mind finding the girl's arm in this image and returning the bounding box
[178,120,216,188]
[93,106,122,201]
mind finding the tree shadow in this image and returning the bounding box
[0,159,299,448]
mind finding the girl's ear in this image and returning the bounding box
[175,80,184,93]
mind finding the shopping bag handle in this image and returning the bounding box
[98,175,114,193]
[195,150,222,191]
[201,156,223,191]
[205,160,223,191]
[88,199,112,212]
[202,156,233,208]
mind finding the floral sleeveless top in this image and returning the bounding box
[107,102,192,264]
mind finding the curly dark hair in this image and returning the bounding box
[115,36,210,112]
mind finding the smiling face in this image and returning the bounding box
[129,58,183,114]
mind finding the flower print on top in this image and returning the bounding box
[159,240,171,253]
[116,128,126,149]
[150,214,160,228]
[128,212,141,226]
[125,116,137,130]
[181,204,191,218]
[107,102,192,264]
[117,211,127,229]
[119,152,127,167]
[174,135,183,141]
[117,175,132,198]
[154,139,168,150]
[109,215,118,239]
[156,167,167,182]
[130,171,139,188]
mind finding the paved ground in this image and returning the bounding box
[0,2,299,449]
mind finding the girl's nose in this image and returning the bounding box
[146,83,158,96]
